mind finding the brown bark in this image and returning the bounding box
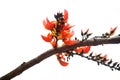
[0,36,120,80]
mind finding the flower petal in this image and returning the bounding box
[41,33,52,42]
[57,34,62,39]
[65,30,74,39]
[64,9,68,22]
[43,20,48,29]
[60,30,70,39]
[63,23,73,30]
[58,59,69,66]
[43,18,55,30]
[75,47,83,53]
[83,46,91,53]
[60,30,74,39]
[61,30,70,36]
[46,17,50,24]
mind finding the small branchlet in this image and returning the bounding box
[81,29,92,41]
[94,27,117,39]
[70,51,120,71]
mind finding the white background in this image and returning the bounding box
[0,0,120,80]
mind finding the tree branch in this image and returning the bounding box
[0,36,120,80]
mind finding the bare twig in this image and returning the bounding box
[0,36,120,80]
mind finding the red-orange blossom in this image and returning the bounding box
[41,9,91,66]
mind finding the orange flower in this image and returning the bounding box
[41,33,52,42]
[64,9,68,22]
[75,46,91,54]
[43,18,56,30]
[82,46,91,53]
[56,53,69,66]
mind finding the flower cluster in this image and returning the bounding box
[41,9,91,66]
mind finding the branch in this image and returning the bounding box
[0,36,120,80]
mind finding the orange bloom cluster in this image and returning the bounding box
[41,10,75,46]
[41,9,91,66]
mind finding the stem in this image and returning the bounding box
[0,36,120,80]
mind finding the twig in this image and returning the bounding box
[0,36,120,80]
